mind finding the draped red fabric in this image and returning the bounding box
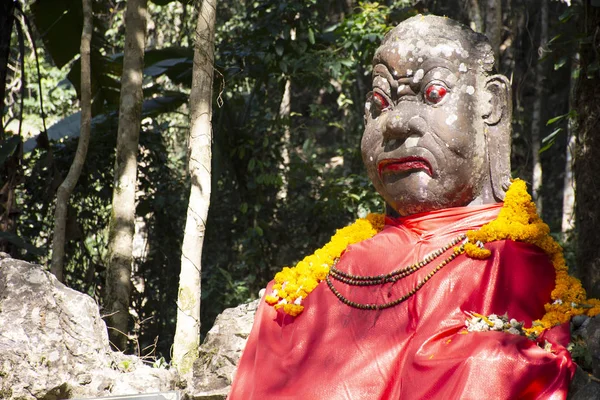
[228,204,575,400]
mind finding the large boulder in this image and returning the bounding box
[568,315,600,399]
[0,255,180,399]
[568,366,600,400]
[189,299,258,399]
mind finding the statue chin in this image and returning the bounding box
[387,198,463,217]
[374,170,484,217]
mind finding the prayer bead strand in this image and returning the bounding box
[329,234,466,286]
[326,243,466,310]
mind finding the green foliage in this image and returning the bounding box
[568,336,593,371]
[152,356,168,369]
[198,0,418,334]
[14,0,195,359]
[19,110,188,357]
[31,0,121,113]
[329,2,393,71]
[540,110,577,153]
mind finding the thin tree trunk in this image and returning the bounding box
[531,0,548,213]
[466,0,501,62]
[50,0,92,282]
[0,0,15,140]
[276,28,295,201]
[0,0,16,255]
[562,133,576,234]
[575,2,600,297]
[500,0,519,76]
[483,0,502,63]
[467,0,483,33]
[105,0,147,351]
[562,54,579,237]
[172,0,217,375]
[276,78,291,200]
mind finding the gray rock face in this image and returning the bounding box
[0,257,179,399]
[568,366,600,400]
[189,299,259,400]
[584,317,600,378]
[568,315,600,400]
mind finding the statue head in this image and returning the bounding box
[361,15,512,216]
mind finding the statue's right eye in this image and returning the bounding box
[373,92,390,111]
[424,83,448,104]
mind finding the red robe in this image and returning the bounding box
[229,204,575,399]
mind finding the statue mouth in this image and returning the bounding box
[378,157,433,177]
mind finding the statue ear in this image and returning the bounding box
[483,74,511,126]
[484,74,512,201]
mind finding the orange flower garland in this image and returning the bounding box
[266,179,600,335]
[465,178,600,336]
[265,213,385,316]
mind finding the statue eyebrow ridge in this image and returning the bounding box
[373,63,398,94]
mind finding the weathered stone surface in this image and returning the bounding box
[189,299,258,400]
[568,366,600,400]
[583,317,600,378]
[0,256,179,399]
[568,315,600,400]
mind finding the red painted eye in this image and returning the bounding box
[424,84,448,104]
[373,92,390,111]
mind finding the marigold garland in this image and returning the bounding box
[465,178,600,336]
[265,213,385,316]
[266,179,600,335]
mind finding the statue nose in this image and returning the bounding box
[384,109,427,142]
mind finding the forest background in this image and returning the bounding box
[1,0,600,369]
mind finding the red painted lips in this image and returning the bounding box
[378,157,433,177]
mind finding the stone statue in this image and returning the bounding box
[228,15,578,400]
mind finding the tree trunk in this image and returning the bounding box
[575,2,600,296]
[172,0,217,375]
[276,28,295,201]
[105,0,147,351]
[562,54,579,237]
[50,0,92,282]
[531,0,548,214]
[562,133,576,234]
[483,0,501,62]
[0,0,16,255]
[466,0,501,63]
[0,0,15,139]
[276,78,291,201]
[467,0,483,33]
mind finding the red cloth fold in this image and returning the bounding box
[229,204,575,399]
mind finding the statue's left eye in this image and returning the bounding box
[372,92,390,111]
[424,83,448,104]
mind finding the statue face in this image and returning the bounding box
[361,35,490,216]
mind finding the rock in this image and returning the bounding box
[573,315,600,379]
[568,315,600,400]
[572,315,590,330]
[568,366,600,400]
[0,257,179,399]
[189,299,259,399]
[0,256,261,399]
[583,317,600,378]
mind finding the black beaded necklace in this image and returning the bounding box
[326,234,467,310]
